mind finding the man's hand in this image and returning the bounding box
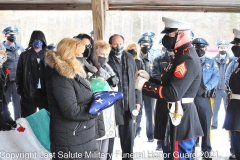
[135,76,147,90]
[136,70,150,81]
[136,104,141,111]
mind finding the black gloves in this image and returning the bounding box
[106,76,119,87]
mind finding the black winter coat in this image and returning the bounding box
[15,47,47,100]
[44,51,98,160]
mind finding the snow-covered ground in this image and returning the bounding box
[8,99,230,160]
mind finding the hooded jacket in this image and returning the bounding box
[44,51,98,159]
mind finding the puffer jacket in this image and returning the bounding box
[44,51,98,160]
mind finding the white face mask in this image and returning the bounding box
[0,56,5,65]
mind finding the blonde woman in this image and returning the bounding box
[125,42,145,71]
[44,38,98,160]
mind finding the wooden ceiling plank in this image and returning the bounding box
[0,4,92,10]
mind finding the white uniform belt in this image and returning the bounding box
[230,94,240,100]
[169,98,194,104]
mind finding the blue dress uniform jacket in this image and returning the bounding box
[3,42,24,81]
[201,56,219,90]
[213,53,232,89]
[152,51,171,80]
[225,57,239,85]
[140,50,158,76]
[142,43,203,141]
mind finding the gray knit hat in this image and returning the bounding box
[0,43,6,52]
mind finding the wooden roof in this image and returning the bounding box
[0,0,240,12]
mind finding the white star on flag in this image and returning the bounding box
[109,92,117,97]
[95,98,103,104]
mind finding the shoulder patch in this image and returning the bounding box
[174,62,187,78]
[214,62,219,70]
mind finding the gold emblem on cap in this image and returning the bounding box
[144,36,149,41]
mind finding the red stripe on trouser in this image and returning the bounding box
[174,141,179,160]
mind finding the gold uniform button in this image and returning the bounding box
[161,74,163,77]
[155,88,157,90]
[161,81,162,84]
[149,86,151,88]
[144,85,147,87]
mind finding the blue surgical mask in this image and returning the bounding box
[33,40,43,49]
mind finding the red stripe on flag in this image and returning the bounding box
[174,141,179,160]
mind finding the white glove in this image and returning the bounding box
[135,75,147,90]
[136,70,150,81]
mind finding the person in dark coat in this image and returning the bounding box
[44,38,98,160]
[108,34,142,160]
[135,17,203,159]
[0,43,16,130]
[2,26,24,120]
[125,42,144,139]
[15,30,48,117]
[223,28,240,160]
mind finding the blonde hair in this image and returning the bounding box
[94,40,111,54]
[0,49,7,64]
[125,42,140,60]
[55,38,86,78]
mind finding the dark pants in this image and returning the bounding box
[136,95,155,140]
[107,138,114,160]
[0,102,14,130]
[162,138,197,160]
[4,81,21,119]
[96,139,109,160]
[194,96,212,153]
[232,131,240,160]
[135,104,143,137]
[230,131,235,155]
[212,89,227,129]
[21,89,48,118]
[119,111,134,160]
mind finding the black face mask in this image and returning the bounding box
[162,34,177,50]
[7,35,16,42]
[98,56,108,66]
[76,57,84,63]
[141,46,150,54]
[83,47,91,58]
[196,48,205,57]
[127,49,137,57]
[231,46,240,57]
[219,50,227,55]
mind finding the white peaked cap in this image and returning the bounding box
[161,17,192,33]
[231,29,240,44]
[233,29,240,38]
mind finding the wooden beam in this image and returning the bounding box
[108,5,240,13]
[0,4,91,10]
[91,0,105,41]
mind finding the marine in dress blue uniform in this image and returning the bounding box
[224,28,240,160]
[212,40,233,130]
[137,35,157,142]
[2,26,24,119]
[223,56,240,160]
[192,38,219,157]
[135,17,203,160]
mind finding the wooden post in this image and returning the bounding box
[91,0,105,41]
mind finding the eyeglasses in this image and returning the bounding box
[85,44,92,48]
